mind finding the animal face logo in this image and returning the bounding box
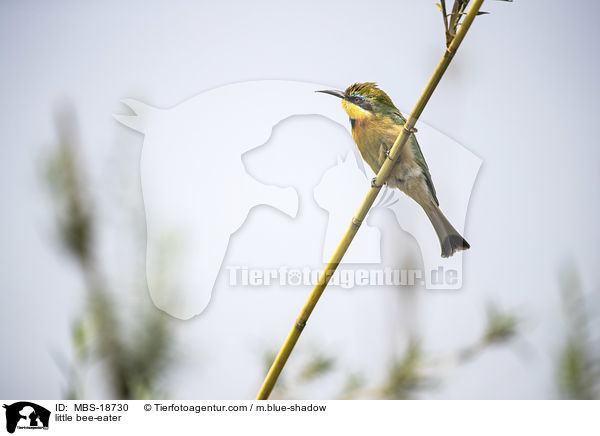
[314,152,382,263]
[3,402,50,433]
[115,80,481,319]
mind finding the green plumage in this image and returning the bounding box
[318,82,470,257]
[387,109,439,207]
[346,83,439,206]
[408,131,439,207]
[345,82,396,107]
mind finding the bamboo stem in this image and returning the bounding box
[256,0,485,400]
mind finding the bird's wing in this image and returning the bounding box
[392,109,407,123]
[387,110,440,206]
[409,134,439,206]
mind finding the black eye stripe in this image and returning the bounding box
[360,100,373,111]
[346,94,372,111]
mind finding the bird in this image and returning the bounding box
[317,82,469,257]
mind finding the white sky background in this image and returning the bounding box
[1,0,599,399]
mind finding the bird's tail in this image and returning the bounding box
[423,205,470,258]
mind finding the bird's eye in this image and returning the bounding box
[353,96,361,103]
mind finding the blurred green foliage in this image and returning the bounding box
[381,339,433,400]
[44,105,176,400]
[299,350,336,383]
[557,264,598,400]
[265,302,520,399]
[483,303,519,345]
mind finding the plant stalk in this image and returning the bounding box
[256,0,485,400]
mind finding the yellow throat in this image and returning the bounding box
[341,99,372,121]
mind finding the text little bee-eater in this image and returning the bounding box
[318,83,469,257]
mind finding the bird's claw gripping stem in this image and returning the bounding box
[371,177,382,188]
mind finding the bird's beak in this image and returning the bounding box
[316,89,345,99]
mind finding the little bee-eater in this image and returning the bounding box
[318,82,469,257]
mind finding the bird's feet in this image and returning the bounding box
[371,177,382,188]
